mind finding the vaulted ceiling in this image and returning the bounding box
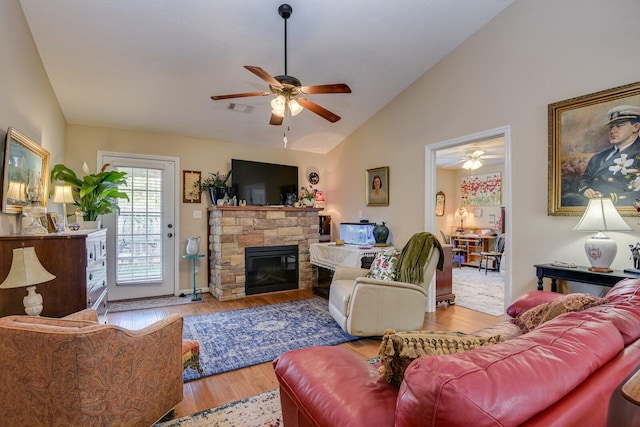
[19,0,514,153]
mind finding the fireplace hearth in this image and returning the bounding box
[245,245,298,295]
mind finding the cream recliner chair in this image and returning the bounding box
[328,234,442,337]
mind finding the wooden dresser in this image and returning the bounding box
[0,229,108,322]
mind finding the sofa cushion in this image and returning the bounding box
[395,317,624,427]
[512,292,607,333]
[506,290,564,317]
[571,302,640,345]
[606,278,640,303]
[273,346,397,427]
[366,250,400,281]
[378,330,505,386]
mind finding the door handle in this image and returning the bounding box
[167,233,173,238]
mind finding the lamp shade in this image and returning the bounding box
[573,198,631,272]
[573,198,632,232]
[0,247,56,289]
[53,184,75,204]
[454,207,469,221]
[6,181,26,202]
[288,99,303,116]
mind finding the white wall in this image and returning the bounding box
[0,1,67,235]
[325,0,640,302]
[65,125,327,292]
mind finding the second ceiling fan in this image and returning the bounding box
[211,4,351,125]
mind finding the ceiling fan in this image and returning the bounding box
[446,146,501,170]
[211,4,351,126]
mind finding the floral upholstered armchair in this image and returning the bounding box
[0,309,183,426]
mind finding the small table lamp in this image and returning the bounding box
[53,184,75,231]
[0,247,56,316]
[455,207,468,232]
[573,197,632,272]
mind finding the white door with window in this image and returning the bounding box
[99,152,179,300]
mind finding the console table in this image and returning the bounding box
[534,263,640,292]
[309,242,390,271]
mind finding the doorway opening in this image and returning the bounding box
[99,151,180,301]
[425,125,512,313]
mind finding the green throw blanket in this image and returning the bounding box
[395,232,445,285]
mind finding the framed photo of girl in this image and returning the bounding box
[548,81,640,216]
[366,166,389,206]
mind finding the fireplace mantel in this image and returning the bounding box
[207,206,322,301]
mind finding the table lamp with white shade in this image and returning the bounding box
[53,184,75,231]
[0,247,56,316]
[455,207,469,232]
[573,197,632,272]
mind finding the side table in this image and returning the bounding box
[182,254,205,301]
[534,263,640,292]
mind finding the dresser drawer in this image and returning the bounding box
[87,264,107,293]
[86,231,107,266]
[88,285,108,323]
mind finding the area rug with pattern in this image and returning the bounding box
[109,295,203,313]
[182,297,359,381]
[452,267,505,316]
[155,389,281,427]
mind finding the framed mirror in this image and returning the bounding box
[1,127,50,213]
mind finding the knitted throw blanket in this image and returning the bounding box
[395,232,444,285]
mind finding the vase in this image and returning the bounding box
[186,236,200,255]
[302,198,314,207]
[208,186,228,205]
[83,220,102,230]
[373,222,389,245]
[285,193,295,207]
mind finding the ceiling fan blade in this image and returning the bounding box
[300,83,351,95]
[269,114,284,126]
[297,98,341,123]
[211,92,271,100]
[244,66,282,87]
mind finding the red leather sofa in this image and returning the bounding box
[273,279,640,426]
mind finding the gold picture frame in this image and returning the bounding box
[548,81,640,216]
[366,166,389,206]
[1,127,50,214]
[435,191,445,216]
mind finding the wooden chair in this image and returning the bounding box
[440,231,464,269]
[480,234,505,274]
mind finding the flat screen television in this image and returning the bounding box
[231,159,298,206]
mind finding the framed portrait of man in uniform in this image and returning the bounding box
[548,81,640,216]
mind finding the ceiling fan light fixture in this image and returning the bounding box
[462,158,483,170]
[271,95,286,117]
[288,99,303,116]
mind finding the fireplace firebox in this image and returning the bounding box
[245,245,298,295]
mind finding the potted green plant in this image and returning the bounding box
[50,162,129,223]
[299,185,317,207]
[193,170,231,204]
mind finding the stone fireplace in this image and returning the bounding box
[207,206,321,301]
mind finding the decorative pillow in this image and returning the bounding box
[512,293,607,333]
[506,290,565,317]
[377,329,505,386]
[366,250,400,281]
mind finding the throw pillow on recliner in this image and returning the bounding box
[366,250,400,281]
[377,329,505,386]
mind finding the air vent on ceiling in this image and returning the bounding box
[227,103,253,113]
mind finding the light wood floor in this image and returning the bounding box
[107,289,504,419]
